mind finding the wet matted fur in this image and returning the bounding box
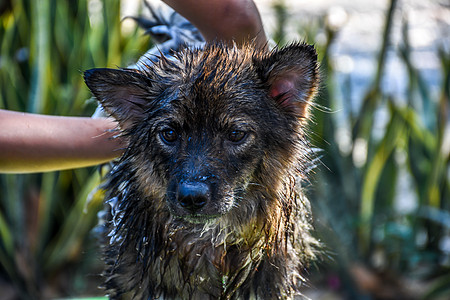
[84,41,320,299]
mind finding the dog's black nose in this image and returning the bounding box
[177,182,209,212]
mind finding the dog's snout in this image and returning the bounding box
[177,182,210,212]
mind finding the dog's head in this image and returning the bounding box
[84,42,318,224]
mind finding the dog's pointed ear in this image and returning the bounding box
[84,68,153,127]
[254,42,319,120]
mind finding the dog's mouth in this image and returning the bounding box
[177,213,223,224]
[168,198,233,224]
[166,192,235,224]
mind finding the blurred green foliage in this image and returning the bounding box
[281,0,450,298]
[0,0,150,298]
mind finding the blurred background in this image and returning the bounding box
[0,0,448,299]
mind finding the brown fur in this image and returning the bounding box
[84,42,320,299]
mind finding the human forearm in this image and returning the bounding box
[162,0,267,48]
[0,109,124,173]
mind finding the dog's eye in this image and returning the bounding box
[160,128,178,144]
[227,130,247,144]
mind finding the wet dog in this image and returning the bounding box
[84,40,320,299]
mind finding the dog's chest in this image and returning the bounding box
[121,225,268,299]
